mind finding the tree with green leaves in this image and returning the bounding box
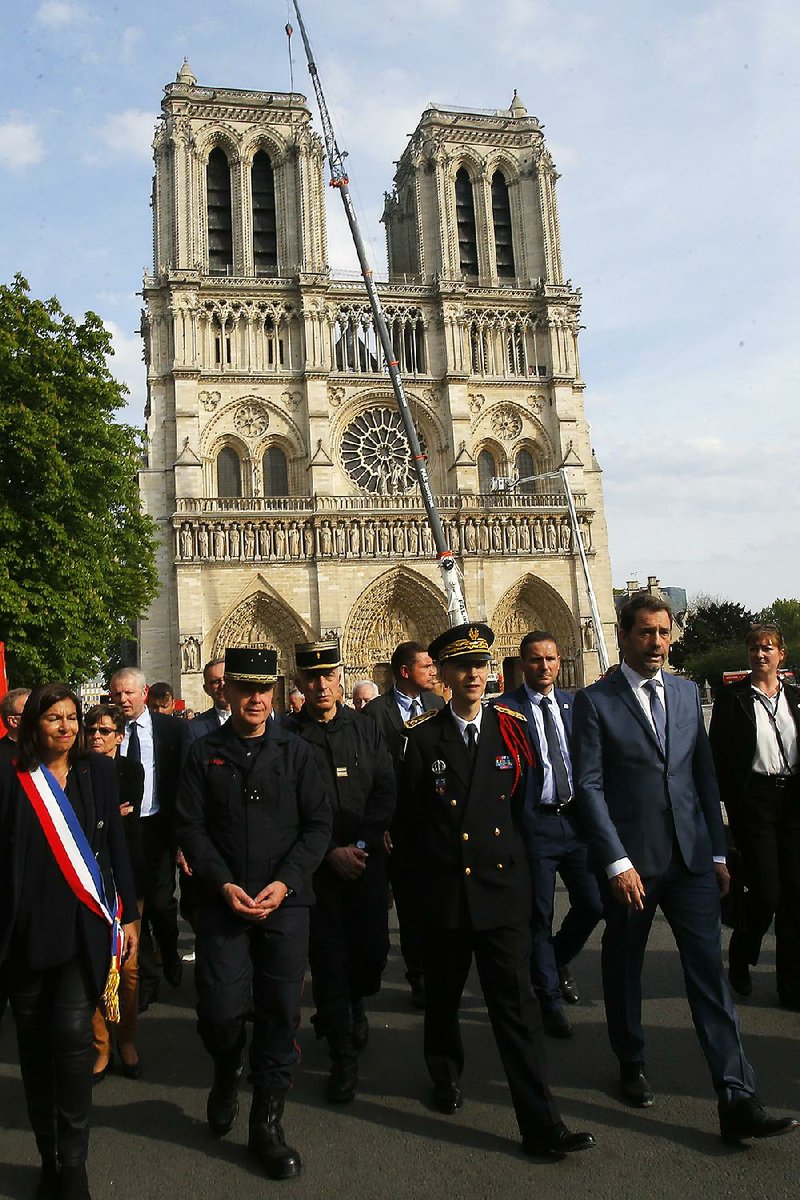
[670,598,755,680]
[0,275,158,687]
[759,598,800,665]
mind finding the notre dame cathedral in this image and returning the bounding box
[138,60,616,709]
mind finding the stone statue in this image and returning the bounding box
[319,522,333,556]
[506,520,518,553]
[259,525,272,558]
[335,522,347,557]
[364,521,376,555]
[229,524,241,559]
[181,636,200,673]
[519,520,531,552]
[349,522,361,556]
[547,522,558,551]
[214,526,226,559]
[560,521,571,550]
[289,522,301,558]
[274,523,286,558]
[244,524,256,559]
[198,524,210,559]
[180,525,193,558]
[464,519,477,553]
[303,524,314,557]
[533,520,544,550]
[407,523,419,556]
[378,523,390,554]
[583,619,595,651]
[479,521,490,553]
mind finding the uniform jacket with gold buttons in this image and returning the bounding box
[395,703,531,931]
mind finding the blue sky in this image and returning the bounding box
[2,0,797,611]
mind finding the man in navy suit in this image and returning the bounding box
[189,658,231,742]
[572,592,797,1144]
[497,632,601,1038]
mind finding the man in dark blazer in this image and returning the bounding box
[572,592,797,1144]
[110,668,190,1007]
[497,631,601,1038]
[189,658,231,742]
[395,622,595,1158]
[364,640,443,1007]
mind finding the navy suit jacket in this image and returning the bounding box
[188,706,224,743]
[572,669,724,879]
[363,688,444,765]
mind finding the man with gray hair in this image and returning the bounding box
[0,687,31,763]
[352,680,379,711]
[110,667,190,1009]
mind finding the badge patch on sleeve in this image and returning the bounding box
[495,755,514,770]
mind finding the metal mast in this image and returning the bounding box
[290,2,469,626]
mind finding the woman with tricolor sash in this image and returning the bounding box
[0,683,139,1200]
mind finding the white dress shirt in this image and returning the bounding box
[751,685,799,776]
[450,704,484,745]
[394,687,423,724]
[122,705,157,816]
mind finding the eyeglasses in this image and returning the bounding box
[85,725,119,736]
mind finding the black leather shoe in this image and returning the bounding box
[728,962,752,997]
[558,966,581,1005]
[522,1123,597,1157]
[248,1089,302,1180]
[118,1057,142,1080]
[719,1096,799,1145]
[351,1001,369,1052]
[433,1081,463,1113]
[92,1060,111,1085]
[542,1008,573,1039]
[35,1159,60,1200]
[619,1064,655,1107]
[60,1164,92,1200]
[207,1060,243,1137]
[778,990,800,1012]
[137,982,159,1013]
[327,1033,358,1104]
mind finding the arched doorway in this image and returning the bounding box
[210,589,313,711]
[492,574,580,689]
[343,567,449,691]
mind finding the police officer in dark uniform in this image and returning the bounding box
[176,648,331,1180]
[285,639,396,1104]
[395,623,596,1158]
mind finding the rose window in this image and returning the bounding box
[341,407,426,495]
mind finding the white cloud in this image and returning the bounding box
[121,26,143,62]
[0,119,44,170]
[35,1,86,28]
[97,109,155,162]
[104,319,146,427]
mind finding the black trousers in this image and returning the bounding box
[421,922,561,1141]
[309,854,389,1037]
[387,855,425,986]
[139,813,179,990]
[194,902,309,1091]
[7,954,96,1167]
[729,776,800,998]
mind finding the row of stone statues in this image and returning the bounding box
[175,514,593,562]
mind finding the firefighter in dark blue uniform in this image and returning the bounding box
[285,640,396,1104]
[395,623,596,1158]
[177,647,331,1180]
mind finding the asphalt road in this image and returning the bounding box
[1,895,798,1200]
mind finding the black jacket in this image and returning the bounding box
[116,753,146,895]
[709,677,800,813]
[363,688,444,766]
[150,710,191,845]
[176,718,332,907]
[395,704,531,932]
[0,754,139,997]
[283,703,396,852]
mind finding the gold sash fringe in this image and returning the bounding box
[102,957,121,1024]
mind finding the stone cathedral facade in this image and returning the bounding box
[138,60,616,709]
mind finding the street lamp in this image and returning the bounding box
[490,462,611,673]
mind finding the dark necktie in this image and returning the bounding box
[408,699,422,722]
[465,722,478,767]
[541,696,571,804]
[126,720,141,764]
[644,679,667,751]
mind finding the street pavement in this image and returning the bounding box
[1,893,798,1200]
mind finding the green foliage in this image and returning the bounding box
[680,642,750,692]
[0,275,158,686]
[759,598,800,665]
[670,600,755,673]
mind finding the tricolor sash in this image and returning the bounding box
[16,764,124,1022]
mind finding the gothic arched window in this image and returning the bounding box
[455,168,478,279]
[515,449,536,493]
[478,449,496,493]
[207,148,233,275]
[492,171,515,279]
[217,446,242,497]
[263,446,288,496]
[252,151,277,274]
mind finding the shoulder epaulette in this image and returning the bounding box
[407,709,438,728]
[493,704,527,722]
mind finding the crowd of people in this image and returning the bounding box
[0,593,798,1198]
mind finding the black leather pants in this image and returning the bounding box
[8,954,96,1166]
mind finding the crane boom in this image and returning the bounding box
[290,1,469,627]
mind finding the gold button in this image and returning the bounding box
[462,832,469,841]
[496,862,504,870]
[494,827,501,837]
[465,867,471,876]
[450,799,457,807]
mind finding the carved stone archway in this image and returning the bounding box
[492,574,580,687]
[211,590,313,685]
[343,567,449,687]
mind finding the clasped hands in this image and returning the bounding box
[221,880,289,920]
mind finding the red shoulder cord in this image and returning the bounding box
[496,710,535,793]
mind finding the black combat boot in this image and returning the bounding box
[247,1089,302,1179]
[326,1031,359,1104]
[59,1164,92,1200]
[35,1157,60,1200]
[206,1052,243,1137]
